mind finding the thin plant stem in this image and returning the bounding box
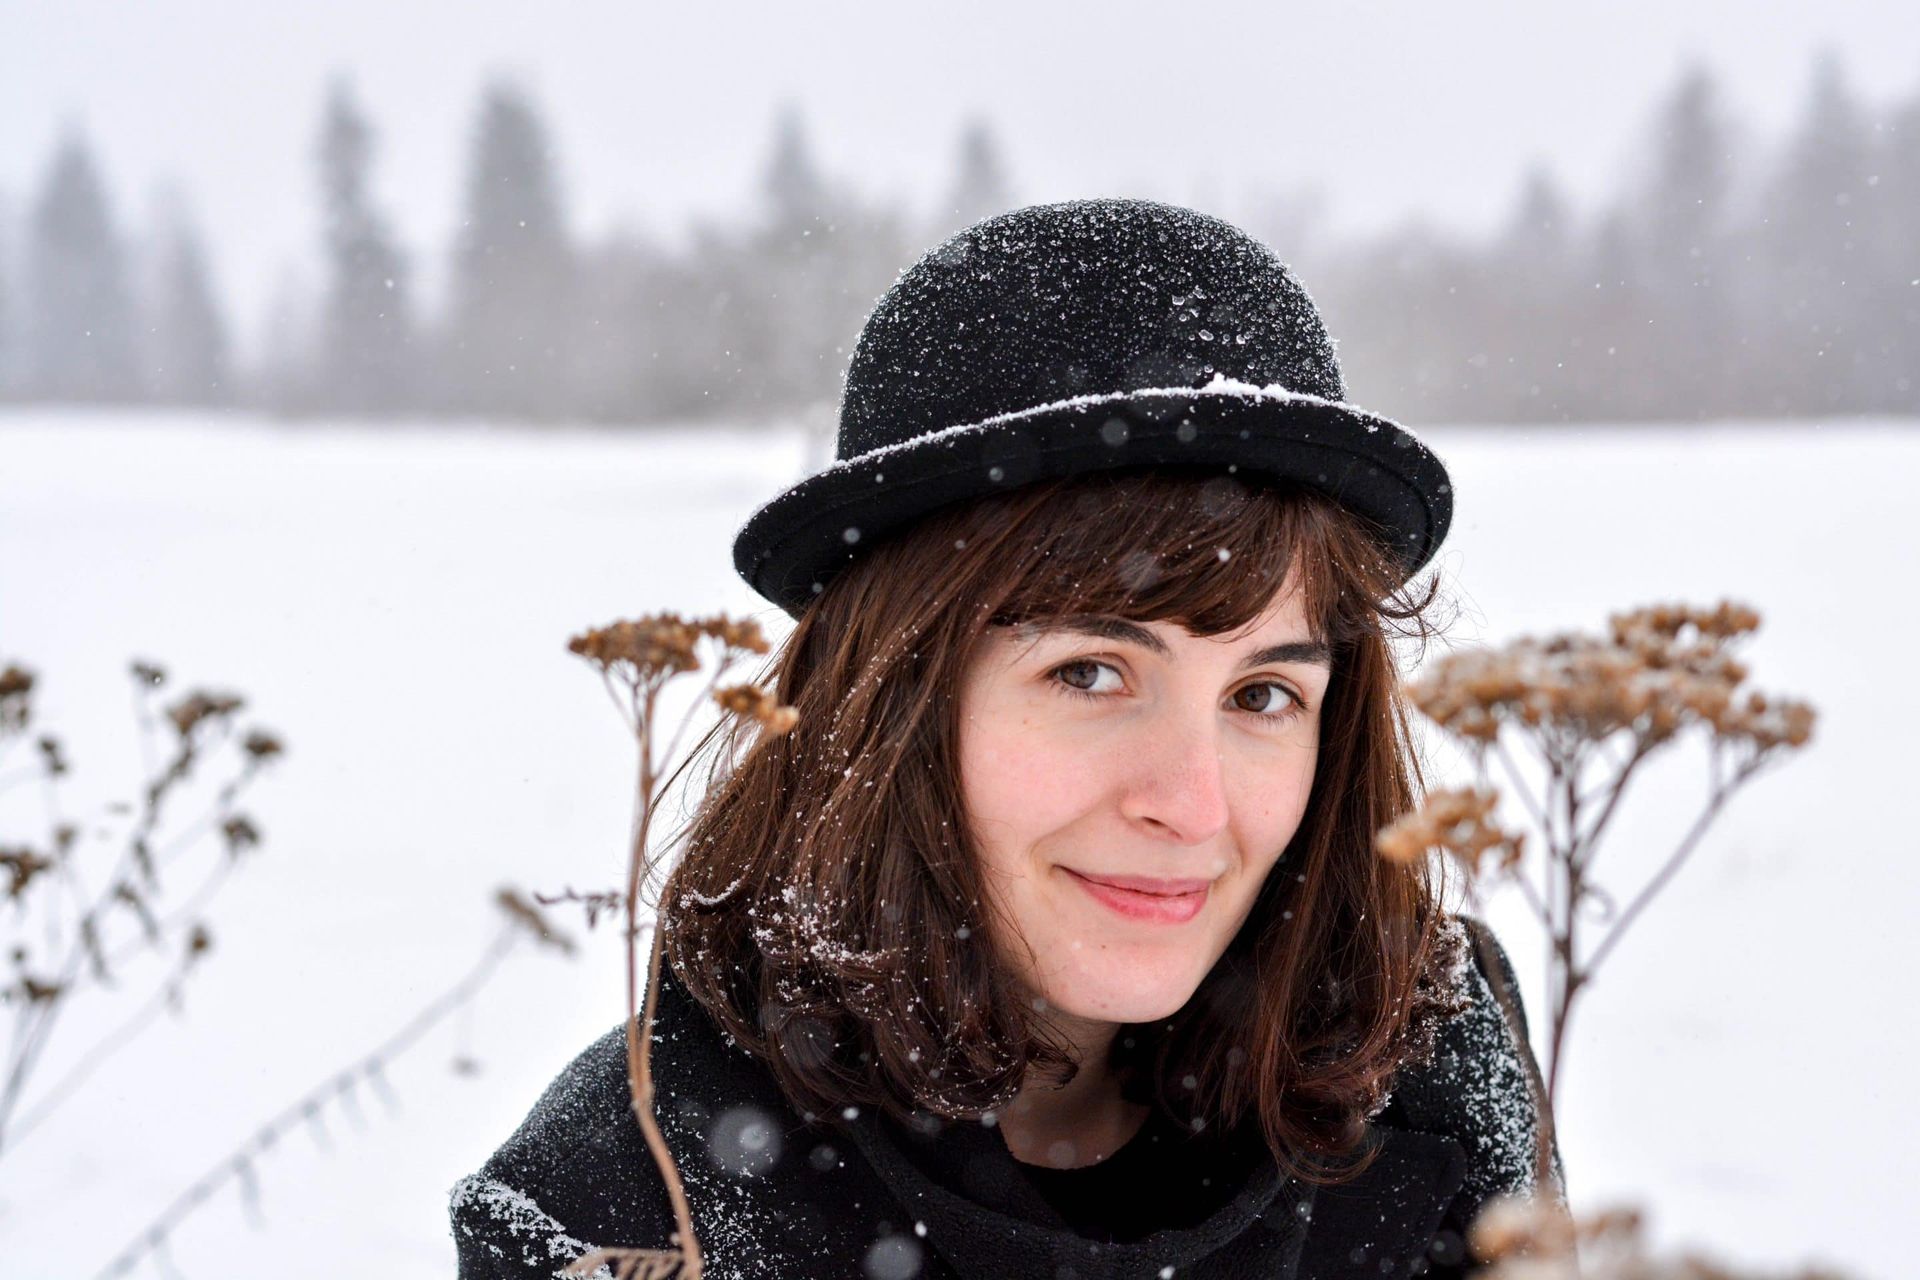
[655,656,736,791]
[1545,759,1582,1122]
[103,855,238,972]
[7,962,186,1151]
[0,756,262,1151]
[1585,764,1756,976]
[615,675,703,1279]
[600,667,638,735]
[1491,736,1549,841]
[1568,735,1655,873]
[89,928,523,1280]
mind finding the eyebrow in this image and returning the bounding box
[1020,615,1333,670]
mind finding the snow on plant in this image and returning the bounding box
[1376,602,1834,1278]
[557,613,797,1280]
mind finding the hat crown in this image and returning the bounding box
[839,198,1348,459]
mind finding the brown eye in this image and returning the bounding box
[1057,660,1101,690]
[1231,682,1295,714]
[1050,660,1122,695]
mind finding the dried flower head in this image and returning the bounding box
[1469,1193,1579,1263]
[1469,1194,1846,1280]
[129,660,167,688]
[568,611,776,682]
[713,683,800,737]
[1408,600,1815,756]
[19,975,65,1006]
[166,691,245,738]
[243,730,285,761]
[1375,787,1526,876]
[569,616,704,678]
[694,614,771,655]
[0,664,33,734]
[222,815,261,858]
[1,846,56,901]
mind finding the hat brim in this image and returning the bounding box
[732,383,1453,617]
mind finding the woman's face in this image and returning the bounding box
[956,583,1330,1029]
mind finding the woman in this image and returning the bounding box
[451,198,1560,1279]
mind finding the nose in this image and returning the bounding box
[1118,712,1232,846]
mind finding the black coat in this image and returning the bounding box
[449,918,1559,1279]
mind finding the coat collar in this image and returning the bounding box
[842,1101,1311,1279]
[644,956,1470,1279]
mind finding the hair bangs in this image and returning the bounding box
[980,470,1344,645]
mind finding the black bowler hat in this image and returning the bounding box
[732,197,1454,616]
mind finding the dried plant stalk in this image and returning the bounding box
[562,613,797,1280]
[0,658,285,1159]
[1378,601,1829,1277]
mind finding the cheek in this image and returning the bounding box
[1269,754,1318,826]
[1228,748,1318,874]
[958,713,1105,870]
[957,715,1081,988]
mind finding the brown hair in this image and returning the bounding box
[660,467,1464,1183]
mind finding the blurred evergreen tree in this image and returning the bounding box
[1752,48,1878,415]
[24,132,141,402]
[1624,60,1741,418]
[939,117,1012,234]
[442,78,577,421]
[315,77,416,414]
[721,103,908,423]
[1505,164,1575,280]
[0,192,14,399]
[145,200,232,406]
[1861,65,1920,413]
[762,101,831,235]
[1493,162,1580,421]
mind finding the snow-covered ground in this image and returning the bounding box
[0,409,1909,1278]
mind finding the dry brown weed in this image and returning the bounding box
[560,611,797,1280]
[1380,601,1828,1278]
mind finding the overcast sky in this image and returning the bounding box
[5,0,1917,360]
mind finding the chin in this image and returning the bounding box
[1047,952,1207,1026]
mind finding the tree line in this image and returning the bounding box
[0,50,1914,427]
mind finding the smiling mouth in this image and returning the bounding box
[1062,868,1210,924]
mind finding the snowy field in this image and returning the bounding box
[0,409,1911,1278]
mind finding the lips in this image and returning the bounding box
[1063,868,1211,924]
[1070,872,1213,896]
